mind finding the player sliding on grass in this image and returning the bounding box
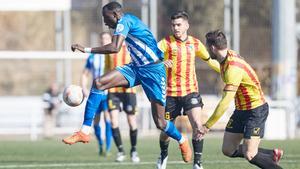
[63,1,192,163]
[201,30,283,169]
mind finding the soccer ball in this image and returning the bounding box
[63,85,84,107]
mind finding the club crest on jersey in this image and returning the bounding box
[188,45,194,51]
[126,105,133,112]
[171,47,177,55]
[116,24,124,33]
[226,119,233,128]
[252,127,261,136]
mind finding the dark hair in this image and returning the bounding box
[102,1,122,11]
[171,11,189,21]
[205,30,227,49]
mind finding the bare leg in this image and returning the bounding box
[95,70,129,90]
[127,114,137,130]
[110,109,119,128]
[222,131,243,157]
[151,100,191,163]
[151,101,167,130]
[186,107,203,141]
[186,107,204,167]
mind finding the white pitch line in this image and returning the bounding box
[0,160,298,169]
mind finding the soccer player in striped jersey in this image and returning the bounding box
[64,1,192,162]
[156,11,220,169]
[202,30,283,169]
[105,38,140,163]
[63,32,113,156]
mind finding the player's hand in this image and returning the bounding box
[71,44,84,53]
[163,60,173,68]
[94,78,101,90]
[202,125,210,134]
[198,125,210,139]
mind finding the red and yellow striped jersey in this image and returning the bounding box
[105,44,136,93]
[159,35,220,97]
[221,50,265,110]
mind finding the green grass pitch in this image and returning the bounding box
[0,137,299,169]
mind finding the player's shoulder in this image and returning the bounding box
[160,35,171,41]
[122,13,139,22]
[188,35,203,45]
[160,35,175,44]
[227,50,246,63]
[225,51,248,72]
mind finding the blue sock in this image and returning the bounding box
[164,121,183,142]
[105,120,112,152]
[83,91,103,126]
[94,124,103,146]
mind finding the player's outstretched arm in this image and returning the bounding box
[71,44,84,52]
[204,90,236,129]
[71,35,125,54]
[92,35,125,54]
[205,58,220,73]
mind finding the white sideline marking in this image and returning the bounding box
[0,160,298,169]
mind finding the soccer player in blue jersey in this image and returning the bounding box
[64,1,192,162]
[63,32,113,156]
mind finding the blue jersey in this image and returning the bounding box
[85,54,106,80]
[114,13,163,66]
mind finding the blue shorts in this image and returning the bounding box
[116,62,166,106]
[85,87,108,115]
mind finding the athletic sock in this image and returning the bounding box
[160,140,170,158]
[81,125,91,135]
[192,139,204,166]
[82,91,104,132]
[164,121,183,143]
[112,127,124,153]
[258,147,274,156]
[93,124,103,146]
[249,152,283,169]
[105,120,112,152]
[130,129,138,153]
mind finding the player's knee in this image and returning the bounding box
[243,151,256,161]
[222,148,235,157]
[160,132,169,140]
[110,119,118,128]
[155,120,166,130]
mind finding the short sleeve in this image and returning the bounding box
[113,17,130,37]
